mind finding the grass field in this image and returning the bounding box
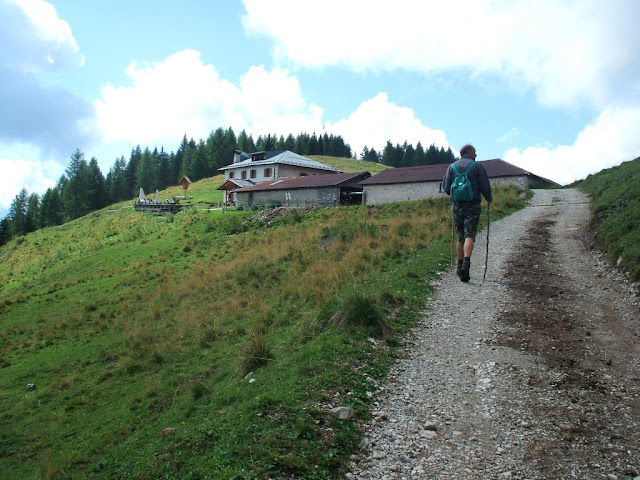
[0,160,530,479]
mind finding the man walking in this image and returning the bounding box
[442,144,492,282]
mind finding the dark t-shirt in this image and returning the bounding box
[443,157,492,203]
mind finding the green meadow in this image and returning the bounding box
[0,159,532,479]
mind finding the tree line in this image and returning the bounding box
[0,128,352,245]
[0,125,454,245]
[363,141,455,167]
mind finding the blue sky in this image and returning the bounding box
[2,0,640,217]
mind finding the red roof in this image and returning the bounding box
[360,159,534,185]
[232,172,371,192]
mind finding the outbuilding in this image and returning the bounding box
[217,150,342,204]
[359,159,557,205]
[232,171,371,208]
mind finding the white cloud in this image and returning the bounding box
[0,0,95,217]
[94,50,324,147]
[0,142,60,216]
[0,0,84,72]
[498,128,520,143]
[326,93,452,156]
[242,0,640,111]
[505,105,640,185]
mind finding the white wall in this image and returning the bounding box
[364,182,445,205]
[363,176,529,205]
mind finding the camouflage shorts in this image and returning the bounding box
[452,202,482,241]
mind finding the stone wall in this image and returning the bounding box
[363,182,445,205]
[363,176,529,205]
[488,175,529,189]
[236,187,340,208]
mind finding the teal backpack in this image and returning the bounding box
[450,161,476,202]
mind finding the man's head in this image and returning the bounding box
[460,144,477,159]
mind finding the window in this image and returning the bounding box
[241,171,247,180]
[229,171,235,179]
[250,169,257,179]
[264,168,272,177]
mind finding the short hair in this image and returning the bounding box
[460,144,475,156]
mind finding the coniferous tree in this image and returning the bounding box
[284,134,296,151]
[414,142,426,166]
[189,140,208,181]
[381,141,397,167]
[136,147,156,194]
[366,147,381,163]
[126,146,143,197]
[156,148,172,189]
[39,187,64,227]
[308,133,319,155]
[62,149,91,220]
[25,193,40,233]
[88,157,107,210]
[0,218,10,245]
[206,128,225,175]
[237,130,255,153]
[106,156,129,203]
[402,143,415,168]
[180,138,198,180]
[173,135,189,183]
[294,133,310,155]
[8,188,28,237]
[425,144,439,165]
[221,128,237,170]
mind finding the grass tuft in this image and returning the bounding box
[330,290,390,337]
[242,327,275,375]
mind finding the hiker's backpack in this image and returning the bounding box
[450,161,476,202]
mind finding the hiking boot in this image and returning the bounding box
[456,259,463,277]
[460,258,470,282]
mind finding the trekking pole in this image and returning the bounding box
[482,203,490,283]
[451,211,455,268]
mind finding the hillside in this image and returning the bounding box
[575,155,640,281]
[0,183,526,479]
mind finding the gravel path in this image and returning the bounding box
[348,189,640,480]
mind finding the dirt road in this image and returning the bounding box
[349,189,640,479]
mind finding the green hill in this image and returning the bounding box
[575,156,640,281]
[0,167,528,478]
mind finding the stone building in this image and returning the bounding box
[232,171,371,208]
[217,150,341,203]
[359,159,557,205]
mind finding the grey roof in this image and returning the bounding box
[218,150,342,173]
[232,172,371,193]
[216,178,255,190]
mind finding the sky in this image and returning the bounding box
[1,0,640,218]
